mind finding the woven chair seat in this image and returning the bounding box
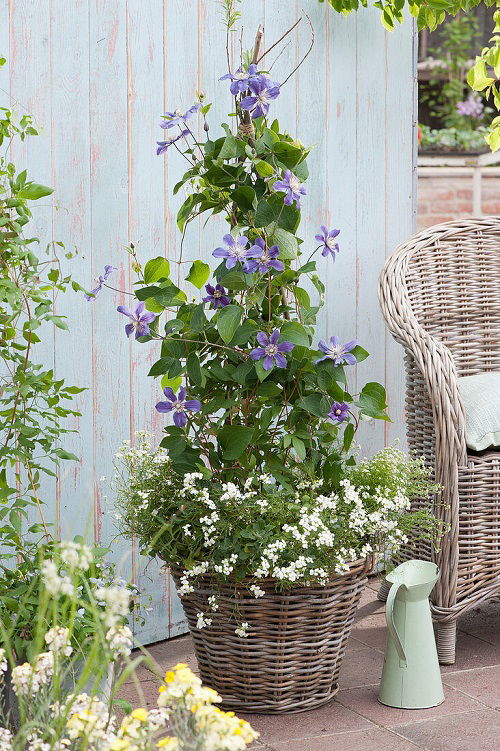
[379,216,500,664]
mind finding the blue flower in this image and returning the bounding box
[328,401,349,423]
[156,129,189,155]
[273,170,306,209]
[212,234,252,270]
[219,64,259,95]
[161,104,200,130]
[244,237,284,274]
[315,336,358,366]
[315,226,340,260]
[117,302,156,339]
[155,386,201,428]
[240,76,280,119]
[84,265,116,300]
[250,329,294,371]
[203,283,231,309]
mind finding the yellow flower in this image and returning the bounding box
[164,670,175,683]
[157,737,178,750]
[130,708,148,722]
[172,662,188,671]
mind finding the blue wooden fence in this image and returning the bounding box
[0,0,415,644]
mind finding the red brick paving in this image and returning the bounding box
[121,580,500,750]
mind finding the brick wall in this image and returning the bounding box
[417,171,500,231]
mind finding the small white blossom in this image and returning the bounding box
[235,622,250,638]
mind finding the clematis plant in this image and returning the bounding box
[124,11,389,489]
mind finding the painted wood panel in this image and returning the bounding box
[1,0,414,644]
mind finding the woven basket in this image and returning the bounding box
[171,557,372,714]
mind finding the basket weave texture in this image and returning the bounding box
[378,216,500,664]
[172,558,371,714]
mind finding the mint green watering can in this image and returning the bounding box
[379,559,444,709]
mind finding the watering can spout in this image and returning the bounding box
[378,560,444,710]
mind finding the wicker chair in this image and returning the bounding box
[378,216,500,665]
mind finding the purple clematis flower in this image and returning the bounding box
[155,386,201,428]
[203,283,231,309]
[212,234,252,270]
[240,76,280,119]
[244,237,285,274]
[156,129,189,155]
[273,170,306,209]
[161,103,201,130]
[315,336,358,366]
[117,301,156,340]
[315,226,340,260]
[219,64,259,95]
[84,264,116,300]
[250,329,294,371]
[328,401,350,423]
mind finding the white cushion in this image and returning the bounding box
[458,372,500,452]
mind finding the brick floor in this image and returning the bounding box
[121,578,500,750]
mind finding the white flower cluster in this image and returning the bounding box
[234,622,250,638]
[106,624,133,658]
[60,541,93,571]
[41,559,74,598]
[12,651,54,697]
[196,612,213,630]
[45,626,73,657]
[0,648,7,676]
[0,728,12,751]
[95,585,131,627]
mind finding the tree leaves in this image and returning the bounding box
[17,183,53,200]
[218,425,254,460]
[144,257,171,284]
[216,304,242,343]
[185,260,210,289]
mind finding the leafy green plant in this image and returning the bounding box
[0,57,85,556]
[117,15,388,492]
[419,123,490,151]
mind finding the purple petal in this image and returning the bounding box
[240,95,257,111]
[318,340,329,354]
[85,284,102,300]
[344,340,358,352]
[236,235,249,248]
[256,332,269,347]
[184,399,201,412]
[243,260,259,273]
[277,340,294,353]
[125,323,135,338]
[263,355,274,371]
[140,311,156,324]
[274,353,287,368]
[173,411,188,428]
[315,355,329,364]
[218,296,231,307]
[329,336,340,349]
[213,247,230,258]
[269,259,285,271]
[250,347,266,361]
[205,284,215,295]
[163,387,176,401]
[117,305,134,319]
[178,386,186,401]
[343,353,357,365]
[225,256,237,269]
[222,234,235,246]
[315,234,325,243]
[283,193,293,206]
[135,301,146,316]
[156,401,173,413]
[269,329,280,345]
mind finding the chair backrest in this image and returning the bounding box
[390,217,500,377]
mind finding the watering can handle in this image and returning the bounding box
[386,582,407,667]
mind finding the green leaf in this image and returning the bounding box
[144,257,171,284]
[294,287,310,310]
[351,345,369,363]
[187,352,202,386]
[298,394,329,418]
[229,318,258,346]
[231,186,256,211]
[185,260,210,289]
[343,422,355,452]
[272,142,303,168]
[136,283,187,307]
[255,160,275,177]
[280,321,310,347]
[270,227,298,260]
[160,374,183,392]
[219,133,238,159]
[148,357,174,377]
[356,382,390,420]
[218,425,254,460]
[177,194,204,232]
[54,448,79,461]
[291,436,306,460]
[219,271,248,291]
[216,304,242,344]
[17,183,53,200]
[254,199,275,228]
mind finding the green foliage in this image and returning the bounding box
[419,123,490,152]
[0,79,84,555]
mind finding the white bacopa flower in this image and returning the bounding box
[94,585,130,627]
[60,541,93,571]
[0,649,7,675]
[196,612,213,629]
[0,728,12,751]
[249,584,265,599]
[235,622,250,638]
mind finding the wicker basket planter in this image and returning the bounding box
[172,557,372,714]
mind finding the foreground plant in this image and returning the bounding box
[0,565,257,749]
